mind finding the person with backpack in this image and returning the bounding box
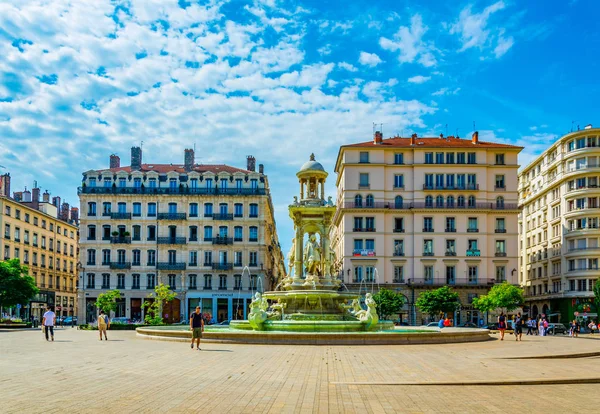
[98,310,110,341]
[513,313,523,341]
[190,306,205,350]
[497,312,507,341]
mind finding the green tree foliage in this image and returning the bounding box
[372,288,405,320]
[143,283,177,325]
[473,282,524,313]
[95,290,121,314]
[415,286,460,317]
[0,259,39,308]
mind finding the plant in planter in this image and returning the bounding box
[111,231,119,237]
[123,231,130,237]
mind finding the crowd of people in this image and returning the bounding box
[496,311,599,341]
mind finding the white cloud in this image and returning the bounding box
[379,14,437,67]
[432,87,461,96]
[450,1,514,59]
[317,44,332,56]
[338,62,358,72]
[358,51,382,67]
[407,75,431,84]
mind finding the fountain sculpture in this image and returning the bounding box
[230,154,391,332]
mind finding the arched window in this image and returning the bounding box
[436,195,444,207]
[496,196,504,209]
[366,194,374,207]
[395,196,403,209]
[468,195,476,207]
[355,194,363,207]
[457,196,465,207]
[425,195,433,208]
[447,196,454,207]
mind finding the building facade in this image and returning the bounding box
[0,176,79,320]
[330,131,522,325]
[77,148,285,324]
[519,126,600,323]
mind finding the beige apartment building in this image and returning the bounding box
[0,174,79,320]
[519,126,600,324]
[78,147,285,324]
[330,131,522,325]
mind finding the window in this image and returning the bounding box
[365,266,375,282]
[234,274,242,289]
[219,275,227,289]
[203,226,213,241]
[496,196,504,208]
[394,196,403,209]
[117,274,125,289]
[393,240,404,256]
[359,152,369,163]
[148,178,157,188]
[87,273,95,289]
[359,173,369,187]
[456,152,465,164]
[249,226,258,242]
[249,204,258,217]
[365,217,375,231]
[445,217,456,232]
[147,274,156,289]
[234,203,243,217]
[102,274,110,289]
[204,251,212,266]
[247,251,257,266]
[423,239,433,255]
[468,195,476,208]
[88,202,97,216]
[435,152,444,164]
[495,218,506,232]
[495,175,505,189]
[132,225,141,241]
[366,194,374,207]
[446,196,454,207]
[168,274,176,289]
[169,178,177,189]
[353,266,363,282]
[87,249,96,265]
[394,153,404,165]
[468,217,478,232]
[89,178,96,187]
[496,266,506,282]
[467,152,476,164]
[234,226,243,241]
[147,225,156,241]
[468,266,478,283]
[496,240,506,255]
[147,250,156,266]
[424,265,433,281]
[219,226,228,237]
[168,203,177,214]
[133,177,141,188]
[188,274,197,289]
[189,251,198,266]
[495,154,505,165]
[446,240,456,255]
[133,203,141,216]
[189,226,198,241]
[102,202,111,215]
[132,250,141,266]
[354,194,362,207]
[446,266,455,284]
[436,195,444,207]
[425,152,433,164]
[467,239,479,255]
[220,178,228,190]
[393,266,404,283]
[148,203,156,217]
[204,203,213,217]
[354,217,363,231]
[132,274,140,289]
[204,275,212,289]
[423,217,433,232]
[394,174,404,188]
[394,217,404,232]
[14,227,20,242]
[234,251,242,266]
[24,213,30,223]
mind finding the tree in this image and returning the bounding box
[95,290,121,314]
[0,259,39,309]
[372,288,405,320]
[473,282,524,313]
[416,286,460,318]
[143,283,177,325]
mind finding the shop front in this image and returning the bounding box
[186,292,254,324]
[29,291,56,322]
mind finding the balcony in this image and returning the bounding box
[423,228,434,232]
[212,237,233,245]
[495,252,507,257]
[445,228,456,233]
[352,249,376,257]
[393,228,405,233]
[218,286,228,291]
[392,252,405,257]
[157,237,187,245]
[110,212,131,220]
[110,262,131,270]
[423,184,479,191]
[353,228,376,232]
[110,236,131,244]
[466,249,480,257]
[423,252,434,256]
[156,262,186,270]
[189,237,198,242]
[392,278,405,283]
[419,277,496,286]
[495,229,507,233]
[212,263,233,270]
[212,213,234,220]
[445,251,457,256]
[467,228,479,233]
[567,246,600,252]
[78,186,267,196]
[157,213,187,220]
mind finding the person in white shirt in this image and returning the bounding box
[42,306,56,342]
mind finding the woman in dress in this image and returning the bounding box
[497,312,507,341]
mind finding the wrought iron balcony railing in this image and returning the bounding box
[157,237,187,245]
[157,213,187,220]
[156,262,186,270]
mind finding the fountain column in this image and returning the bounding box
[294,227,303,281]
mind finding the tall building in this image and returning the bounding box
[77,147,285,324]
[518,126,600,323]
[330,131,522,325]
[0,175,79,320]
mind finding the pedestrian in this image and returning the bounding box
[589,320,597,334]
[443,317,450,327]
[514,313,523,341]
[497,312,507,341]
[438,317,445,329]
[572,319,580,338]
[42,306,56,342]
[190,306,204,350]
[526,317,533,335]
[532,317,538,335]
[98,310,110,341]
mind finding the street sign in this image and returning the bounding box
[16,304,21,309]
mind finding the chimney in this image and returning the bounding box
[258,164,264,174]
[247,155,256,172]
[31,187,40,210]
[472,131,479,144]
[42,190,50,203]
[110,154,120,169]
[60,202,70,221]
[131,146,142,171]
[70,207,79,223]
[0,173,10,197]
[184,149,194,172]
[440,133,444,139]
[374,131,383,145]
[410,133,417,145]
[13,191,23,202]
[23,188,32,202]
[52,196,61,209]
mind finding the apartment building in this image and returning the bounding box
[330,131,522,325]
[78,147,285,324]
[519,126,600,323]
[0,174,79,320]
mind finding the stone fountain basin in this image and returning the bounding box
[262,289,359,300]
[229,319,395,332]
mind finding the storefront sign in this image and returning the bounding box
[212,293,235,297]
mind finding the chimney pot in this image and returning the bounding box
[374,131,383,144]
[131,146,142,170]
[472,131,479,144]
[42,190,50,203]
[247,156,256,172]
[258,164,264,174]
[110,154,120,169]
[184,149,195,172]
[440,133,444,139]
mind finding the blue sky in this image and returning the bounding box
[1,0,598,257]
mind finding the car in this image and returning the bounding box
[425,322,441,327]
[460,322,478,328]
[111,317,132,324]
[62,317,77,325]
[546,323,568,335]
[485,323,513,331]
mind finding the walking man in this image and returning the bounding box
[514,312,523,341]
[42,306,56,342]
[98,310,110,341]
[190,306,204,350]
[526,318,533,335]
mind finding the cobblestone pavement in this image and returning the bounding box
[1,328,599,413]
